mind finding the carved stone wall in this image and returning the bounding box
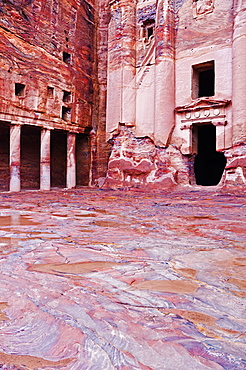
[106,0,175,147]
[0,0,97,191]
[0,0,245,190]
[102,0,246,189]
[0,0,96,131]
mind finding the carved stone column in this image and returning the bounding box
[121,0,136,127]
[9,125,21,192]
[67,132,76,189]
[40,129,51,190]
[232,0,246,144]
[106,0,136,139]
[154,0,175,146]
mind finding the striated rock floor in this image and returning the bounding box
[0,187,245,370]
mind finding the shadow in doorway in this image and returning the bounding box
[194,124,226,186]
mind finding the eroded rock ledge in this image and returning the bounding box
[103,126,190,189]
[222,143,246,186]
[102,126,246,189]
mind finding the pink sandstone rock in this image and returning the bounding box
[0,188,245,368]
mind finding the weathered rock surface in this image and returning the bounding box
[222,143,246,186]
[0,188,245,369]
[103,0,246,189]
[104,129,246,189]
[104,126,190,189]
[1,0,245,190]
[0,0,95,131]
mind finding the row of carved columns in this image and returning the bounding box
[9,125,76,192]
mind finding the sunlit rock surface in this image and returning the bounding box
[0,188,245,369]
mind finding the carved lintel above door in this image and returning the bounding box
[175,98,231,154]
[175,98,230,125]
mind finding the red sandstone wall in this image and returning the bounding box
[0,0,95,131]
[91,0,111,182]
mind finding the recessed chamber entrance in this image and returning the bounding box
[193,124,226,186]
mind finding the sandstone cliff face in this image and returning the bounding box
[0,0,98,191]
[102,0,246,189]
[0,0,245,191]
[0,0,95,130]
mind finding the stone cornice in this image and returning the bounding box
[175,98,231,113]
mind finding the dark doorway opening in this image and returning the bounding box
[76,133,90,186]
[199,68,214,97]
[51,130,67,188]
[21,125,41,190]
[194,124,226,186]
[192,60,215,99]
[0,122,10,191]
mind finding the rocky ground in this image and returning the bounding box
[0,186,245,370]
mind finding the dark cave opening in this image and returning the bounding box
[194,124,226,186]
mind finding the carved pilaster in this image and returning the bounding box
[9,125,21,192]
[40,129,51,191]
[67,132,76,189]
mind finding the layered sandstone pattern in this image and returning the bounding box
[222,143,246,186]
[91,0,112,182]
[0,188,245,368]
[0,0,95,130]
[104,0,246,188]
[104,129,246,189]
[103,126,190,189]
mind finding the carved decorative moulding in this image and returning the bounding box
[175,98,230,113]
[193,0,214,18]
[175,98,231,130]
